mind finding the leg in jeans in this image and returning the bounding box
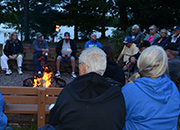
[16,54,23,68]
[1,55,9,70]
[33,54,41,71]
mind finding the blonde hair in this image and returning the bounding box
[130,46,168,82]
[9,32,18,41]
[79,47,107,76]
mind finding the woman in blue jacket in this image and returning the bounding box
[122,46,180,130]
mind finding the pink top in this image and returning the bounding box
[146,35,155,43]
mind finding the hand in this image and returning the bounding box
[9,55,16,59]
[130,57,137,64]
[67,55,71,58]
[123,65,128,71]
[42,52,45,55]
[62,55,66,58]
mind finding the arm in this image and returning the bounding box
[116,54,124,63]
[33,40,42,52]
[56,40,63,56]
[70,40,77,56]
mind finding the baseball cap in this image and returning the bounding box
[137,40,150,48]
[172,26,180,30]
[123,36,133,44]
[149,25,157,30]
[36,32,42,38]
[64,32,70,39]
[164,43,179,51]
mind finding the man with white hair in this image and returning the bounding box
[84,34,103,49]
[132,24,145,44]
[48,47,126,130]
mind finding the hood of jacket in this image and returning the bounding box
[134,74,173,104]
[67,72,121,103]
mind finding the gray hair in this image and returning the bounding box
[79,47,107,75]
[132,24,139,30]
[130,46,168,82]
[149,25,157,30]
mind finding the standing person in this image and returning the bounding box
[49,47,126,130]
[122,46,180,130]
[165,43,180,84]
[131,24,145,44]
[55,32,77,78]
[152,29,169,47]
[1,32,23,75]
[144,25,159,45]
[33,32,49,75]
[84,34,103,49]
[116,36,139,66]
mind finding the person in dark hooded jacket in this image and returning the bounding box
[48,47,126,130]
[102,45,125,87]
[122,46,180,130]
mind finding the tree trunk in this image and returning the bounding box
[118,0,128,31]
[101,12,106,38]
[24,0,29,42]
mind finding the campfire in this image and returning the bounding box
[33,67,52,88]
[23,66,66,88]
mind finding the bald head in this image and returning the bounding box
[91,34,97,42]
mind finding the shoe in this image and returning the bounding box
[55,71,61,78]
[6,69,12,75]
[71,72,77,78]
[17,68,23,75]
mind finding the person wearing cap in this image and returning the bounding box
[167,26,180,55]
[1,32,23,75]
[116,36,139,66]
[84,34,103,49]
[152,29,169,48]
[33,32,49,75]
[144,25,159,45]
[132,24,145,44]
[123,40,150,73]
[165,43,180,84]
[55,32,77,78]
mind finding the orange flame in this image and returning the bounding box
[33,67,52,88]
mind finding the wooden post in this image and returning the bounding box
[37,87,46,129]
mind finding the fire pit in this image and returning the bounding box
[23,67,66,88]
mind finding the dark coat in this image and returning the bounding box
[3,40,23,58]
[103,60,125,87]
[152,37,169,48]
[49,72,126,130]
[56,39,77,57]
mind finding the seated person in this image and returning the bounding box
[84,34,103,49]
[152,29,169,47]
[48,47,126,130]
[165,43,180,84]
[0,92,13,130]
[102,45,125,87]
[122,46,180,130]
[131,24,145,44]
[116,36,139,66]
[1,32,23,75]
[55,32,77,78]
[123,40,150,73]
[33,32,49,75]
[144,25,159,45]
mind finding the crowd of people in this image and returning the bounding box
[0,24,180,130]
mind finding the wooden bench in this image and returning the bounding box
[0,87,63,129]
[22,45,83,72]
